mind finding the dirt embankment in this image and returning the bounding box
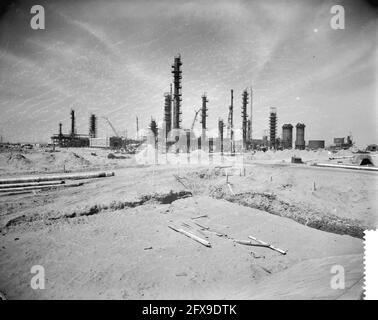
[0,148,137,177]
[177,165,376,238]
[2,190,192,231]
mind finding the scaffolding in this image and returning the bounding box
[269,107,277,149]
[241,89,249,150]
[171,54,182,129]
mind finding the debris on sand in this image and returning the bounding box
[190,214,208,220]
[107,153,130,160]
[248,236,287,255]
[168,225,211,247]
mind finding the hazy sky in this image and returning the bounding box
[0,0,377,146]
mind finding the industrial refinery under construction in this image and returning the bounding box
[0,53,376,300]
[47,54,363,157]
[0,0,377,301]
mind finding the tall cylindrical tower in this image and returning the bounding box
[241,89,249,150]
[295,123,306,150]
[200,93,209,131]
[218,118,224,155]
[269,107,277,149]
[164,92,172,135]
[70,109,76,137]
[282,124,293,149]
[171,54,182,129]
[89,114,97,138]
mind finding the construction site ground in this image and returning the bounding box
[0,147,377,299]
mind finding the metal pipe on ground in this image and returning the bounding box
[0,182,84,194]
[0,171,115,185]
[313,163,378,172]
[0,180,65,190]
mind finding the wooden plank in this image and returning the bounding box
[190,214,208,220]
[168,225,211,247]
[248,236,287,255]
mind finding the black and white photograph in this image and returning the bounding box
[0,0,377,303]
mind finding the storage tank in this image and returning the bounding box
[295,123,305,150]
[282,124,293,149]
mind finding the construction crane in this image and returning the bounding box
[102,116,120,137]
[191,109,201,130]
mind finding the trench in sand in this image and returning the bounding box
[210,189,365,239]
[173,170,366,239]
[3,190,192,229]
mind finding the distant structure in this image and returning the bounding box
[330,135,353,150]
[218,118,225,155]
[241,89,249,150]
[172,54,182,129]
[308,140,325,150]
[366,144,378,152]
[70,109,76,137]
[249,87,253,144]
[89,114,97,138]
[51,109,90,147]
[282,124,293,149]
[269,107,277,149]
[164,92,172,135]
[247,119,251,148]
[227,89,235,154]
[200,93,209,151]
[295,123,306,150]
[136,116,139,139]
[262,129,268,149]
[59,122,63,137]
[200,93,209,131]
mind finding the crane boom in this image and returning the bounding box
[191,109,201,130]
[102,117,119,137]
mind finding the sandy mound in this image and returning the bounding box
[6,153,33,169]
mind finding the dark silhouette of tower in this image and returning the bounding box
[218,118,225,155]
[228,89,234,155]
[70,109,76,137]
[164,92,172,135]
[200,93,209,131]
[269,107,277,149]
[241,89,249,150]
[89,114,97,138]
[171,54,182,129]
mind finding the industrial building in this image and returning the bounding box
[331,136,353,150]
[308,140,325,150]
[51,110,90,147]
[50,54,329,157]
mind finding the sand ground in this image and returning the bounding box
[0,147,376,299]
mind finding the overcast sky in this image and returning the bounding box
[0,0,376,146]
